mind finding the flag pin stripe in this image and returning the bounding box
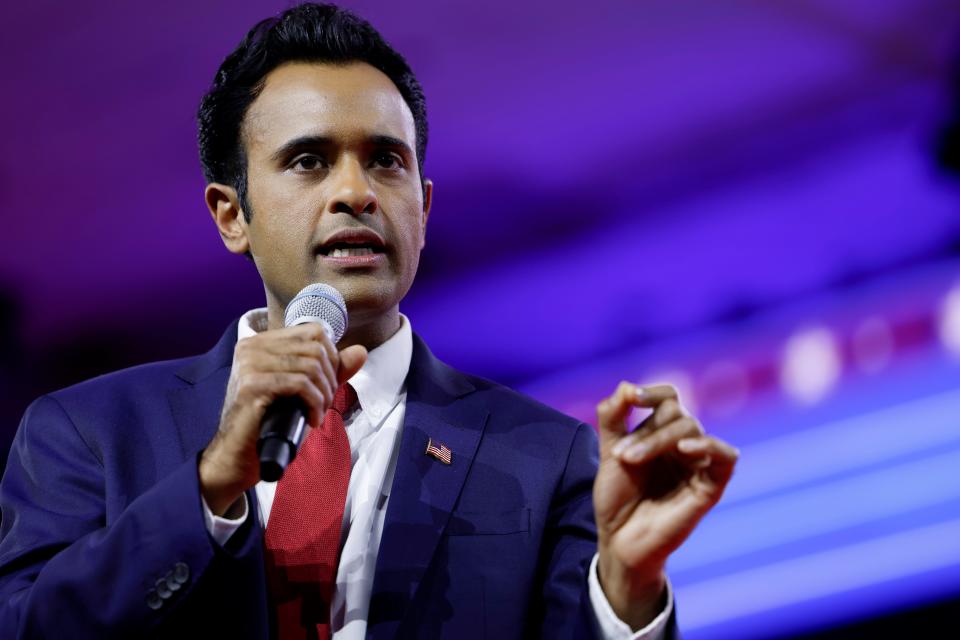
[425,438,452,465]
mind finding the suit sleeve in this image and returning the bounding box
[537,421,680,640]
[0,395,258,638]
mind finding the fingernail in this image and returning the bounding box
[625,442,650,462]
[634,387,647,399]
[612,439,629,457]
[677,439,699,453]
[693,455,712,469]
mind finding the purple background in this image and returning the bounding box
[3,1,960,637]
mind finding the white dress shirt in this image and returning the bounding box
[202,308,671,639]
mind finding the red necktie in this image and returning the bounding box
[264,383,357,640]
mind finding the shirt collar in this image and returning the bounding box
[237,308,413,421]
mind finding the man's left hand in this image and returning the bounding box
[593,382,740,630]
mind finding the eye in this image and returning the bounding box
[290,154,327,172]
[372,152,403,170]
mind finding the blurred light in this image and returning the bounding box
[938,284,960,356]
[698,360,749,417]
[851,315,894,374]
[642,369,697,415]
[719,387,960,507]
[671,445,960,572]
[678,518,960,638]
[666,382,960,637]
[781,327,841,404]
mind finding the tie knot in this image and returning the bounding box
[332,383,357,416]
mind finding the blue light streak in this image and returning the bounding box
[671,446,960,572]
[721,388,960,507]
[677,518,960,637]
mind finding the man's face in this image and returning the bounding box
[228,61,431,334]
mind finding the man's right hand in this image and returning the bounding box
[199,323,368,516]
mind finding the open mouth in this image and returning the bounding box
[316,228,388,258]
[320,243,385,258]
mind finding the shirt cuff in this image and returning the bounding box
[587,553,673,640]
[200,493,249,547]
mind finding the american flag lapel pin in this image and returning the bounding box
[425,438,452,465]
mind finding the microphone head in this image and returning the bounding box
[284,283,348,342]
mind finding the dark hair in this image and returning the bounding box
[197,2,428,221]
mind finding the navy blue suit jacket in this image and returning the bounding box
[0,320,678,638]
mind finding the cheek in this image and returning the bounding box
[385,194,426,253]
[248,178,317,247]
[402,219,426,257]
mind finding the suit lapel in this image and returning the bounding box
[164,319,265,538]
[166,319,237,461]
[368,334,488,637]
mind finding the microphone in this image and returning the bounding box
[257,283,349,482]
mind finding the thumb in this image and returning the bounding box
[337,345,368,384]
[596,381,640,453]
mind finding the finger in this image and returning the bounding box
[238,347,334,402]
[337,345,368,385]
[677,435,740,465]
[238,371,327,427]
[249,328,340,396]
[609,399,682,457]
[596,381,645,445]
[315,350,338,399]
[636,399,683,435]
[313,325,339,362]
[284,356,337,407]
[633,384,680,408]
[617,416,704,464]
[260,335,329,360]
[677,435,740,488]
[278,323,339,361]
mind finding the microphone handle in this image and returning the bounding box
[257,319,334,482]
[257,397,308,482]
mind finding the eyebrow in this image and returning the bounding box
[370,134,414,157]
[269,133,414,164]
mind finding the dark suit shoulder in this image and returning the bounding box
[48,355,198,408]
[48,319,238,413]
[410,333,586,435]
[459,371,585,430]
[24,322,239,464]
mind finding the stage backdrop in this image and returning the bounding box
[2,1,960,637]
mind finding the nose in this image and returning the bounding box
[327,156,378,216]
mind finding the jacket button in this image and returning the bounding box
[146,590,163,610]
[165,571,181,592]
[173,562,190,583]
[155,578,172,599]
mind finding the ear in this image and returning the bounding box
[419,178,433,250]
[205,182,250,256]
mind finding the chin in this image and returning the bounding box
[338,282,400,316]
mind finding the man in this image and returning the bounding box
[0,4,738,638]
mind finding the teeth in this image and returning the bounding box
[330,247,374,258]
